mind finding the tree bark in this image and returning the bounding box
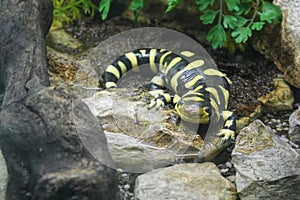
[0,0,119,199]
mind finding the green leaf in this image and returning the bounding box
[260,2,282,23]
[129,0,145,11]
[200,10,218,24]
[225,0,240,11]
[223,15,238,29]
[251,22,265,31]
[166,0,183,12]
[99,0,111,20]
[207,24,227,48]
[235,4,251,15]
[196,0,214,11]
[231,27,252,43]
[235,15,247,27]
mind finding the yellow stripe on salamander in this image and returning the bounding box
[205,87,221,105]
[219,85,230,109]
[151,76,164,87]
[181,96,205,102]
[193,85,204,91]
[203,68,226,77]
[150,49,158,74]
[170,71,182,93]
[209,97,220,121]
[118,61,127,76]
[105,82,117,88]
[106,65,120,79]
[139,49,146,56]
[180,51,195,57]
[165,57,182,75]
[185,60,205,70]
[159,51,172,69]
[125,52,139,72]
[184,74,204,89]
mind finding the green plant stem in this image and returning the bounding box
[218,0,223,24]
[247,0,260,28]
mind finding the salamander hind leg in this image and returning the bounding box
[147,73,180,110]
[147,89,180,111]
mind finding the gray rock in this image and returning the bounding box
[134,162,237,200]
[82,89,195,173]
[82,89,233,173]
[289,107,300,147]
[0,0,120,198]
[232,120,300,200]
[0,86,120,199]
[252,1,300,88]
[0,149,8,200]
[105,132,177,173]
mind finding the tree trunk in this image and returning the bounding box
[0,0,119,199]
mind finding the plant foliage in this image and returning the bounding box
[52,0,97,27]
[52,0,282,50]
[129,0,147,25]
[194,0,282,49]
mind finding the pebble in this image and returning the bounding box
[220,168,229,174]
[226,175,236,183]
[260,110,292,137]
[123,184,130,190]
[121,173,128,178]
[225,161,233,168]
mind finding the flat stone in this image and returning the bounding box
[232,120,300,199]
[134,162,237,200]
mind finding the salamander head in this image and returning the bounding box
[175,93,211,124]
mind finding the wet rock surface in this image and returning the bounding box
[134,162,237,200]
[232,120,300,199]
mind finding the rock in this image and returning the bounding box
[289,107,300,146]
[46,28,83,53]
[0,149,8,200]
[104,132,178,173]
[232,120,300,199]
[258,77,294,111]
[252,1,300,88]
[82,88,233,173]
[82,88,195,173]
[0,0,120,198]
[134,162,237,200]
[0,86,120,199]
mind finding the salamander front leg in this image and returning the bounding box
[217,111,237,144]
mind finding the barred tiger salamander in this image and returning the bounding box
[105,48,236,143]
